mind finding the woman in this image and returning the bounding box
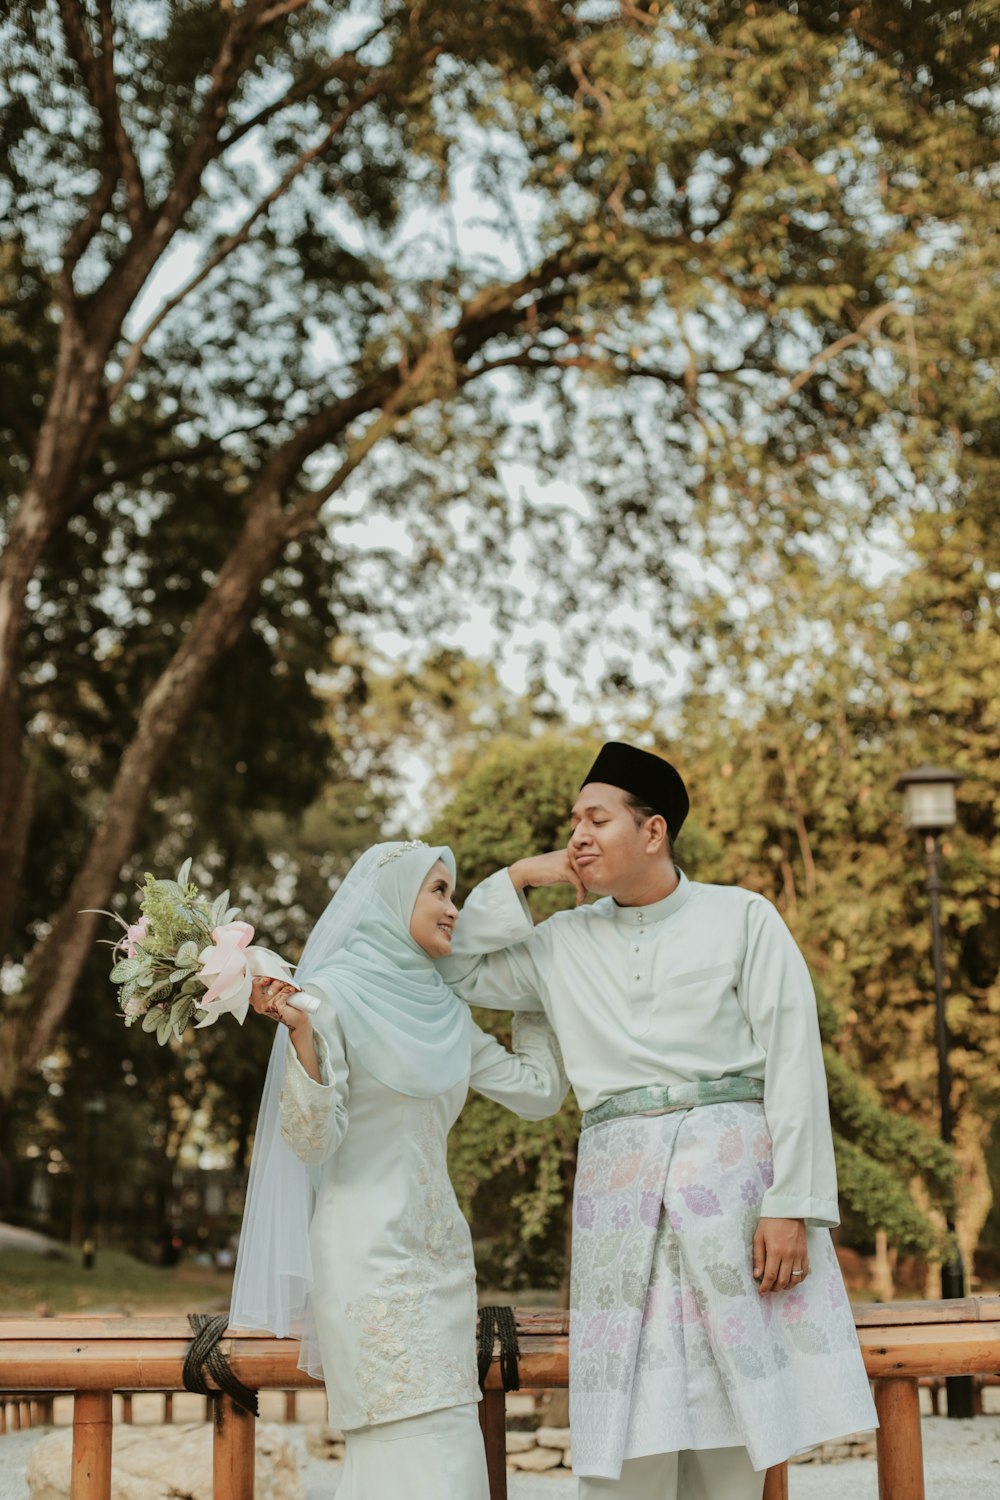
[229,839,567,1499]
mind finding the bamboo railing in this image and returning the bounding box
[1,1297,998,1499]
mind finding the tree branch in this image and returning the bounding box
[782,302,896,399]
[57,0,117,292]
[76,418,276,505]
[256,0,313,26]
[96,0,147,232]
[57,0,147,246]
[107,70,392,407]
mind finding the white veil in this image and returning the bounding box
[227,846,385,1376]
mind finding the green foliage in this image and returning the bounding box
[3,0,997,1274]
[429,734,596,1287]
[430,732,596,900]
[824,1049,955,1204]
[832,1136,948,1258]
[666,483,1000,1261]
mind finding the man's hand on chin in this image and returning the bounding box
[509,850,587,905]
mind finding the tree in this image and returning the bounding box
[669,500,998,1281]
[2,0,996,1141]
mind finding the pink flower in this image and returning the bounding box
[720,1314,745,1348]
[199,920,255,1003]
[113,915,149,962]
[782,1289,807,1323]
[194,920,257,1026]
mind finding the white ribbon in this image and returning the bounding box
[193,921,319,1029]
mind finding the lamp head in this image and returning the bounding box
[894,764,962,834]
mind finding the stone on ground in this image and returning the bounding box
[25,1422,300,1500]
[508,1445,563,1471]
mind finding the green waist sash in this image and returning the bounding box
[581,1076,765,1132]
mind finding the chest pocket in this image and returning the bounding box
[668,962,737,991]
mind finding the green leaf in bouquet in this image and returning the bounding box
[110,957,144,984]
[169,965,195,983]
[209,890,231,926]
[143,978,174,1006]
[176,940,200,967]
[141,1007,163,1033]
[172,998,196,1037]
[155,1010,174,1045]
[176,858,193,888]
[180,976,204,997]
[221,907,241,925]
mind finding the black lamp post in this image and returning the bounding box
[895,764,973,1419]
[81,1091,106,1270]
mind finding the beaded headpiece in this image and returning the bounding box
[377,839,429,867]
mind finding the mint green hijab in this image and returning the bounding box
[297,840,471,1097]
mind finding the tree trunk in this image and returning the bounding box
[870,1228,896,1302]
[0,315,120,958]
[13,494,293,1084]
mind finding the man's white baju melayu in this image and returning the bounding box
[439,868,877,1485]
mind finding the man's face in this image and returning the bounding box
[568,783,650,896]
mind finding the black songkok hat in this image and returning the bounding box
[581,741,689,838]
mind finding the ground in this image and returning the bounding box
[0,1224,231,1317]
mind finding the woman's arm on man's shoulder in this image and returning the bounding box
[468,1014,569,1120]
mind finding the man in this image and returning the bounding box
[440,742,875,1500]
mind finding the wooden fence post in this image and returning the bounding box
[71,1390,113,1500]
[479,1389,507,1500]
[213,1394,255,1500]
[874,1377,924,1500]
[763,1461,788,1499]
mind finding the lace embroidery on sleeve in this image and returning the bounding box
[279,1039,338,1165]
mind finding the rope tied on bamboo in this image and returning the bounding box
[477,1305,520,1392]
[183,1313,259,1418]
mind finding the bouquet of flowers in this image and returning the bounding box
[97,858,317,1045]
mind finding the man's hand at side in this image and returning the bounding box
[752,1217,809,1294]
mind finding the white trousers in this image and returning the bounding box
[337,1401,489,1500]
[578,1445,764,1500]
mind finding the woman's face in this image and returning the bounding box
[409,859,459,957]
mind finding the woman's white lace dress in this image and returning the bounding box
[278,1008,566,1431]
